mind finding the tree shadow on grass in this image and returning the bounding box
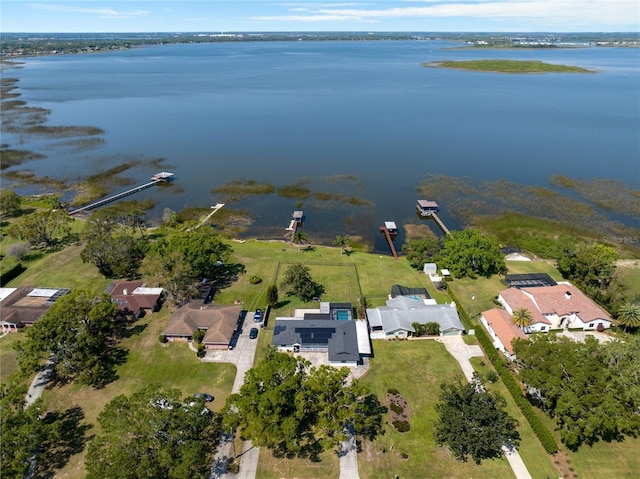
[208,262,246,297]
[36,406,93,479]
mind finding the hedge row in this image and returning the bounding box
[449,288,558,454]
[0,260,25,286]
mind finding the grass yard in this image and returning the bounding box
[470,358,560,479]
[358,340,515,479]
[448,259,564,324]
[256,449,339,479]
[5,243,110,292]
[0,331,28,384]
[43,306,236,479]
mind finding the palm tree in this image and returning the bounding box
[293,230,307,251]
[617,302,640,332]
[333,235,347,255]
[511,307,533,329]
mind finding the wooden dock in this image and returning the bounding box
[431,212,450,235]
[285,210,303,239]
[379,224,399,260]
[69,172,174,216]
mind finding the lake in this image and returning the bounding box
[5,40,640,251]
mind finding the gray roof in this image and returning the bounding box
[272,319,360,363]
[366,301,464,334]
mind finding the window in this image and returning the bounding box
[588,323,594,328]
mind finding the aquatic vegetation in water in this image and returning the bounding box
[212,179,275,203]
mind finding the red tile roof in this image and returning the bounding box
[520,284,612,323]
[482,308,527,355]
[499,288,551,325]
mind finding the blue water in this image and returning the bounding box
[5,41,640,251]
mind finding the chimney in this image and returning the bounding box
[565,291,572,299]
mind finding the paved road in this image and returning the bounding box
[437,336,533,479]
[208,314,261,479]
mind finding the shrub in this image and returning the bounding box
[424,322,441,336]
[196,344,206,358]
[159,335,167,344]
[392,420,410,433]
[192,329,205,344]
[485,370,499,383]
[227,460,240,474]
[7,242,30,261]
[389,402,404,415]
[387,388,400,395]
[249,275,262,285]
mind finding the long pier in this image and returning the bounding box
[379,225,399,260]
[431,212,450,235]
[68,172,174,216]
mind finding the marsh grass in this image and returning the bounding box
[0,149,46,169]
[424,59,594,73]
[26,125,104,138]
[3,170,68,189]
[419,174,640,256]
[311,191,374,206]
[212,179,275,202]
[550,175,640,217]
[277,182,311,199]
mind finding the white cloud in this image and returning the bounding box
[29,3,149,19]
[253,1,639,27]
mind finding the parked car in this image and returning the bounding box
[249,327,259,339]
[194,393,214,402]
[253,309,262,322]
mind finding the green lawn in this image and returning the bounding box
[257,449,339,479]
[0,331,27,384]
[43,307,236,479]
[358,340,515,479]
[470,357,559,479]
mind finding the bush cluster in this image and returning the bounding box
[392,420,410,433]
[389,402,404,415]
[249,275,262,284]
[448,289,558,454]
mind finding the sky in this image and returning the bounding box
[2,0,639,33]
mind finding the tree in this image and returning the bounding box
[86,385,219,479]
[293,230,307,251]
[333,235,347,254]
[147,230,232,280]
[281,263,324,302]
[616,302,640,332]
[513,334,640,450]
[402,237,440,270]
[0,384,46,477]
[140,250,198,305]
[434,374,519,464]
[81,211,145,278]
[8,209,72,248]
[266,284,279,307]
[437,230,506,279]
[0,189,21,217]
[141,231,233,304]
[6,242,30,261]
[15,290,119,387]
[223,352,384,458]
[162,207,178,226]
[557,242,618,309]
[511,307,533,329]
[424,321,441,336]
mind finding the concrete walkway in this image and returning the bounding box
[437,336,532,479]
[339,425,360,479]
[25,358,55,408]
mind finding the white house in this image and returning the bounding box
[367,296,464,339]
[498,283,612,332]
[480,308,527,360]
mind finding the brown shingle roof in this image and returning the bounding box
[107,281,162,313]
[482,308,527,355]
[162,302,241,346]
